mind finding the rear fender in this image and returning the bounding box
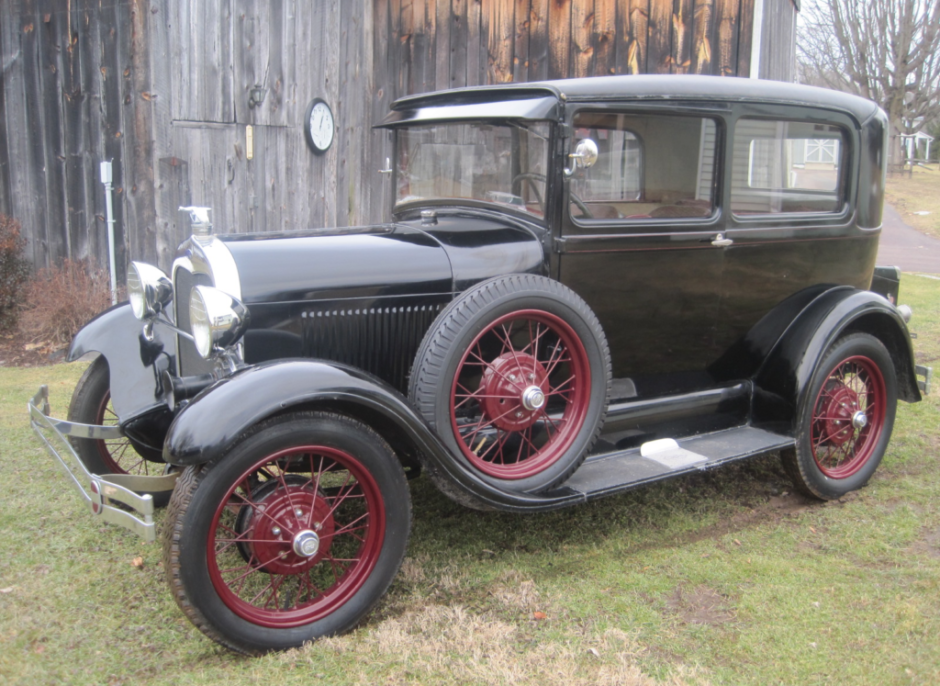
[68,303,176,421]
[752,288,919,432]
[163,359,582,512]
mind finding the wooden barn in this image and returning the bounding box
[0,0,800,277]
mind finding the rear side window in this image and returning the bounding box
[732,118,847,215]
[569,112,718,222]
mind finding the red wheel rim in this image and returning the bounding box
[810,355,887,479]
[206,445,385,628]
[94,390,154,476]
[449,309,591,480]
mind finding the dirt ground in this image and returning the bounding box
[0,329,66,367]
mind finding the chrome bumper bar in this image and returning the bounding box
[27,385,178,542]
[916,365,933,395]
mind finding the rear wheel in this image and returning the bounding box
[162,412,411,654]
[782,333,897,500]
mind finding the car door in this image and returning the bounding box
[715,105,878,363]
[556,106,730,397]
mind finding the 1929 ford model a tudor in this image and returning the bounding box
[29,75,932,653]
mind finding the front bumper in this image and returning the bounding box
[28,386,178,542]
[916,364,933,395]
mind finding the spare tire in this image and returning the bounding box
[409,274,610,493]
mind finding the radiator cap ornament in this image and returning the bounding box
[179,206,213,237]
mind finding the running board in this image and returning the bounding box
[547,426,794,502]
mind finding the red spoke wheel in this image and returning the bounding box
[783,333,897,500]
[68,356,170,504]
[411,275,610,495]
[162,412,410,654]
[450,310,590,480]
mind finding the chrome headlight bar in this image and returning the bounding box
[127,261,173,320]
[190,285,250,359]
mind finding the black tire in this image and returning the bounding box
[68,355,170,506]
[409,274,610,493]
[781,333,898,500]
[161,411,411,654]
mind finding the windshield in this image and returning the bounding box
[395,121,551,215]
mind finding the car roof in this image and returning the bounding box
[386,74,880,123]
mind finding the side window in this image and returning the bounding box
[569,112,718,222]
[732,118,846,215]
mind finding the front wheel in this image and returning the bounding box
[162,412,411,654]
[782,333,898,500]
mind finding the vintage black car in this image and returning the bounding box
[30,75,932,654]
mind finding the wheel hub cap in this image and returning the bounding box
[480,353,549,431]
[819,384,861,447]
[292,530,321,558]
[240,483,335,575]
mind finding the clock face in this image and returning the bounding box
[304,99,334,153]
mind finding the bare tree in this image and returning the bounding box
[798,0,940,164]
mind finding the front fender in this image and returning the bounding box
[68,303,177,422]
[752,287,919,431]
[163,359,584,512]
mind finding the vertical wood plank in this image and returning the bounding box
[736,0,753,78]
[571,0,595,78]
[547,0,571,80]
[527,0,549,80]
[672,0,693,73]
[435,0,452,89]
[484,0,514,83]
[615,0,644,75]
[466,0,483,85]
[690,0,714,74]
[714,0,736,76]
[593,0,615,75]
[169,1,234,123]
[647,0,672,73]
[450,0,469,89]
[512,0,530,82]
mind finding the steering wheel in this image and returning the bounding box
[511,173,546,208]
[512,173,593,219]
[569,192,592,219]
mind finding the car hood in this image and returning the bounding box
[219,224,453,303]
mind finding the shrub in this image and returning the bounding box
[0,213,31,332]
[21,258,115,348]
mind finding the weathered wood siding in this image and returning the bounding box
[381,0,798,100]
[1,0,797,275]
[0,0,384,274]
[0,0,152,277]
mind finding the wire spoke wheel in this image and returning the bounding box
[163,412,411,654]
[410,274,610,496]
[782,333,897,501]
[208,445,385,627]
[94,389,154,476]
[451,310,590,480]
[810,356,886,479]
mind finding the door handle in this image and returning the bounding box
[711,233,733,247]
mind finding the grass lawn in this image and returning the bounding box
[886,165,940,239]
[1,275,938,686]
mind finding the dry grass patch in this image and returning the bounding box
[283,604,710,686]
[885,167,940,239]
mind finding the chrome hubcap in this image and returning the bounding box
[521,385,546,411]
[852,410,868,430]
[292,530,320,558]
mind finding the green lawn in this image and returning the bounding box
[2,275,939,686]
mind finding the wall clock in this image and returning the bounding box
[304,98,334,154]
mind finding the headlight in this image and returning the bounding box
[127,262,173,320]
[189,286,250,358]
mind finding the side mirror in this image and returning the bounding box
[565,138,599,177]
